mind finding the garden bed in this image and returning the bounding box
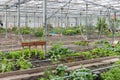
[0,56,119,80]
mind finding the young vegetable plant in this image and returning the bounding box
[7,51,22,59]
[56,64,68,76]
[0,58,14,73]
[70,68,94,80]
[101,67,120,80]
[73,41,89,46]
[38,68,55,80]
[48,43,73,62]
[38,64,67,80]
[16,57,32,70]
[101,60,120,80]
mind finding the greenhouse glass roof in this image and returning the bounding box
[0,0,120,16]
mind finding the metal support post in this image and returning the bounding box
[85,3,88,40]
[80,12,82,26]
[57,16,59,27]
[40,17,42,27]
[108,9,111,31]
[5,5,8,38]
[25,14,28,27]
[65,13,68,27]
[75,17,78,26]
[17,0,21,43]
[28,14,30,27]
[98,10,102,39]
[43,0,47,57]
[113,11,116,44]
[67,17,69,26]
[25,4,28,27]
[61,8,63,27]
[13,16,16,27]
[55,16,57,27]
[38,16,39,27]
[34,12,36,30]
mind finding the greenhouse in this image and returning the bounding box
[0,0,120,80]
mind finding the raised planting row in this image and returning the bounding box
[38,60,120,80]
[101,60,120,80]
[0,56,118,80]
[0,41,120,73]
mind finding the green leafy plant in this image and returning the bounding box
[14,27,31,34]
[0,27,5,33]
[47,23,53,33]
[16,57,32,70]
[12,26,17,32]
[38,65,95,80]
[48,43,73,62]
[6,49,44,60]
[21,28,31,34]
[0,58,14,72]
[73,41,89,46]
[101,67,120,80]
[34,28,43,37]
[114,60,120,65]
[6,51,22,59]
[94,40,109,45]
[0,51,4,58]
[82,51,93,59]
[56,64,68,76]
[107,18,120,37]
[38,68,55,80]
[70,68,94,80]
[0,58,8,72]
[38,65,67,80]
[70,68,93,80]
[6,61,14,72]
[30,49,44,59]
[63,29,77,35]
[101,60,120,80]
[96,17,107,34]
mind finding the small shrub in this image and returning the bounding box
[48,43,73,62]
[34,28,43,37]
[14,27,31,34]
[63,29,77,35]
